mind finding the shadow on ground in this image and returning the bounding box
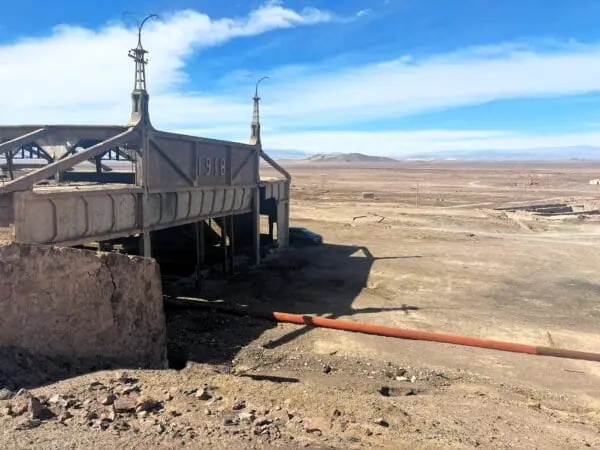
[0,242,420,390]
[0,346,146,391]
[165,243,422,370]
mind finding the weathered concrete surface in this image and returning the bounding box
[0,243,167,376]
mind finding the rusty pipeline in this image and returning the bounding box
[166,297,600,363]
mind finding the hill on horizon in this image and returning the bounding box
[262,145,600,162]
[305,152,399,163]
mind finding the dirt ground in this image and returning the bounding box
[2,161,600,449]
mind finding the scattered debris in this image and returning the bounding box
[374,418,389,427]
[99,394,117,406]
[135,396,160,412]
[195,388,212,401]
[232,399,246,411]
[238,411,255,424]
[27,396,43,419]
[113,398,136,413]
[14,418,41,430]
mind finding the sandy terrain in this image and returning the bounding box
[1,161,600,448]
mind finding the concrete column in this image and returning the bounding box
[229,215,235,274]
[137,128,151,259]
[277,201,290,248]
[95,156,102,173]
[252,187,261,266]
[6,151,14,180]
[140,232,152,257]
[221,216,228,277]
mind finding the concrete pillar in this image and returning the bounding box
[253,187,261,266]
[6,151,14,180]
[229,215,235,274]
[221,216,228,277]
[277,201,290,248]
[140,232,152,257]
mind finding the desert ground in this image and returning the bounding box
[2,160,600,449]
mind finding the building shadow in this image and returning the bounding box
[0,240,421,390]
[164,242,422,370]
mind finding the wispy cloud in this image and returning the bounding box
[356,9,373,17]
[257,42,600,128]
[3,4,600,155]
[0,1,335,123]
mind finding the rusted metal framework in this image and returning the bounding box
[0,17,290,264]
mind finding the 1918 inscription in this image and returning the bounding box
[198,156,226,178]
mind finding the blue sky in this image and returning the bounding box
[2,1,600,155]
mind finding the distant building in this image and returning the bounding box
[590,179,600,185]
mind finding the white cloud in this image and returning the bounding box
[3,4,600,155]
[356,9,373,17]
[259,43,600,128]
[0,2,334,123]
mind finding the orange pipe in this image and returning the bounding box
[167,298,600,363]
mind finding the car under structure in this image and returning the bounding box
[0,18,291,275]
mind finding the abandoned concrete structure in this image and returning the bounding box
[0,17,290,270]
[0,242,167,370]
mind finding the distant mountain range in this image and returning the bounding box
[264,145,600,162]
[306,152,398,163]
[403,145,600,161]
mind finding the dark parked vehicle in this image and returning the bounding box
[289,227,323,246]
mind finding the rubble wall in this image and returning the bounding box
[0,243,167,370]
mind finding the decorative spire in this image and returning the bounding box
[250,76,269,146]
[127,14,158,126]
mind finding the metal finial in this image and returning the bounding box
[122,12,159,51]
[136,14,159,49]
[254,76,270,98]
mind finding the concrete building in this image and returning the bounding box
[590,179,600,185]
[0,19,290,272]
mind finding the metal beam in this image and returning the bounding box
[36,147,54,163]
[0,128,137,193]
[0,128,49,156]
[260,149,291,181]
[55,143,115,172]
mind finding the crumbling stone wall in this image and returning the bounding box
[0,243,167,372]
